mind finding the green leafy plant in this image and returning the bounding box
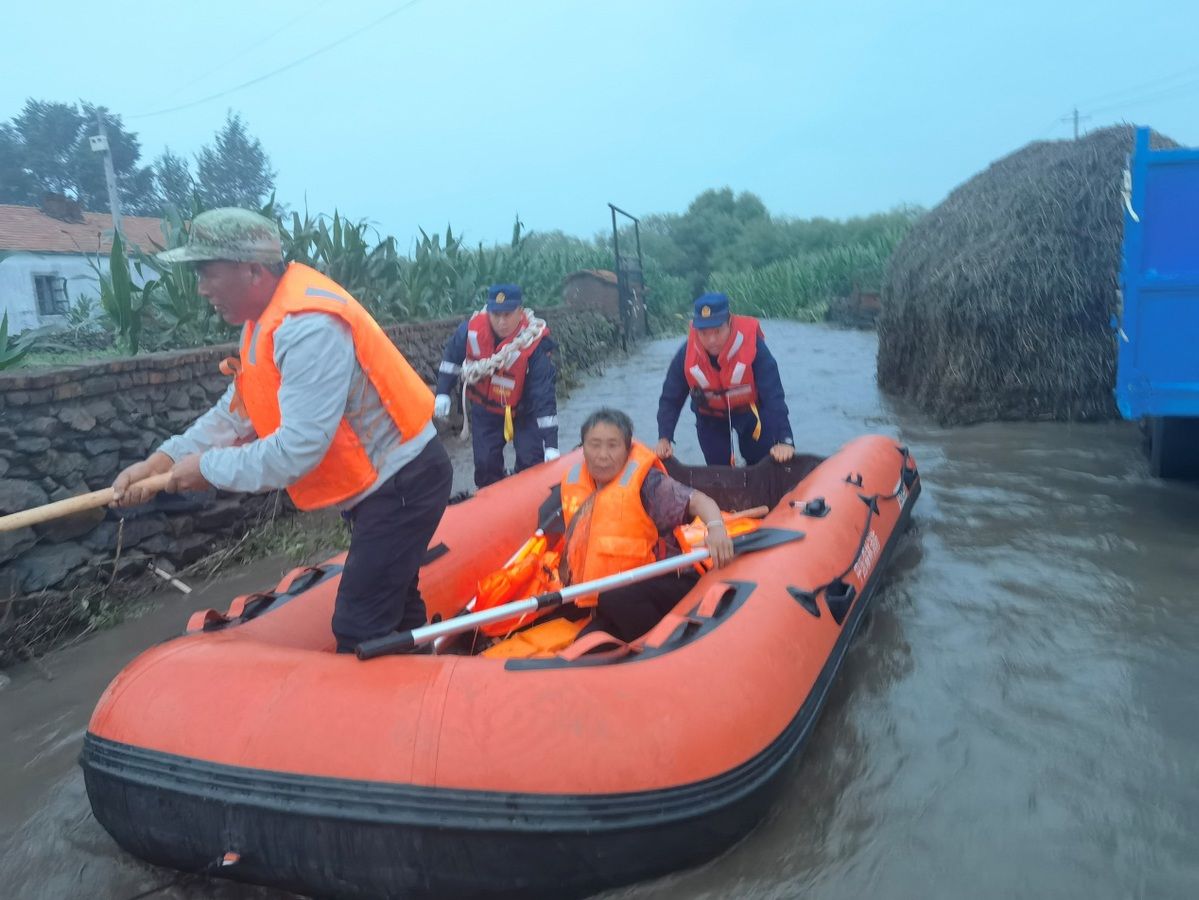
[0,309,37,369]
[92,231,146,354]
[281,210,408,322]
[65,293,97,329]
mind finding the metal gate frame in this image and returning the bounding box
[609,203,650,346]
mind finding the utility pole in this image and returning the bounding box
[90,108,123,236]
[1060,106,1091,140]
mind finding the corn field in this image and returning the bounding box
[47,209,635,357]
[16,199,909,363]
[709,227,909,322]
[285,212,616,323]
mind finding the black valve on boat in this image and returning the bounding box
[792,496,830,517]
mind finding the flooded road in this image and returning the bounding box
[3,321,1198,899]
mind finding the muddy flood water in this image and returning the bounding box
[2,321,1197,899]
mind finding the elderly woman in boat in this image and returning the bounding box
[556,407,734,643]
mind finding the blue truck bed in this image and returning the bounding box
[1115,127,1199,477]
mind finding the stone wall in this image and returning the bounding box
[0,305,620,663]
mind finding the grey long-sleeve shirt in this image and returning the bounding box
[159,312,434,510]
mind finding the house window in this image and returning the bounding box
[34,275,69,316]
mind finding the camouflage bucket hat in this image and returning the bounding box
[156,207,284,265]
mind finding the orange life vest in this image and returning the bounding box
[683,314,763,414]
[560,441,666,593]
[464,310,547,411]
[473,533,564,637]
[481,616,588,659]
[234,262,434,511]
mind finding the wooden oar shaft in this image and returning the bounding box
[0,472,172,533]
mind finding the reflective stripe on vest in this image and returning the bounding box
[683,315,763,415]
[464,310,545,412]
[235,262,434,511]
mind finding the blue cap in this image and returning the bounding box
[692,292,730,329]
[487,284,523,313]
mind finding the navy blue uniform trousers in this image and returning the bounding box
[696,408,772,466]
[470,402,542,488]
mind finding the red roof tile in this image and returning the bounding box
[0,204,167,255]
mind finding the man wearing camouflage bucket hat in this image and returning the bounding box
[111,208,452,655]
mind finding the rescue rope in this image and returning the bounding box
[804,450,917,598]
[459,310,547,442]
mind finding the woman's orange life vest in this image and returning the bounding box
[560,441,667,602]
[683,314,763,414]
[233,262,434,511]
[464,310,547,411]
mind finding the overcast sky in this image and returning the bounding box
[4,0,1198,247]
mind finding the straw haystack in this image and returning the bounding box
[877,125,1176,424]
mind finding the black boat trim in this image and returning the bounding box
[80,478,919,836]
[505,579,757,670]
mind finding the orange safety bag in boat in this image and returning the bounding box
[676,512,763,574]
[471,534,566,638]
[481,616,588,659]
[677,512,763,548]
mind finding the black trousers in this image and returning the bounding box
[332,438,453,652]
[578,570,701,644]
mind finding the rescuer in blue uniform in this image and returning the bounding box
[656,293,795,466]
[434,285,559,487]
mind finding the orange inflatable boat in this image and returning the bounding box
[81,435,919,898]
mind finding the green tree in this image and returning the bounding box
[711,217,795,272]
[152,147,196,214]
[75,103,157,215]
[195,111,276,209]
[0,124,37,203]
[629,191,926,301]
[0,99,157,214]
[669,188,770,294]
[632,214,690,280]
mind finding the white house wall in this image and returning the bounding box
[0,252,149,334]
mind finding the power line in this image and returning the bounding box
[1039,72,1199,143]
[1086,74,1199,117]
[128,0,425,119]
[149,0,329,106]
[1034,113,1068,141]
[1073,61,1199,110]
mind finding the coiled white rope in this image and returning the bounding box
[459,310,547,442]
